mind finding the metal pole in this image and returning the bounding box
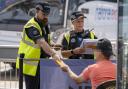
[63,0,69,28]
[19,53,24,89]
[117,0,123,88]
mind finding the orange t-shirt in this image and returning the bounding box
[80,60,116,89]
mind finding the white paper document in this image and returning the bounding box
[80,39,98,54]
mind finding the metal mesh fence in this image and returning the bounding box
[0,59,25,89]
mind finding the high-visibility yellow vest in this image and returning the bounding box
[16,18,50,76]
[64,30,95,46]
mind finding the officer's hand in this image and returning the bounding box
[52,54,64,67]
[73,47,85,54]
[52,54,61,61]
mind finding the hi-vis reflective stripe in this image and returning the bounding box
[17,54,40,66]
[90,32,95,39]
[17,55,40,61]
[22,38,40,48]
[64,32,70,45]
[23,60,38,66]
[22,30,40,48]
[26,22,39,29]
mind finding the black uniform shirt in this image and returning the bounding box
[61,30,97,59]
[25,18,50,58]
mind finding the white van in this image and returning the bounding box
[78,1,118,41]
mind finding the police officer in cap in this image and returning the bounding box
[61,11,97,59]
[16,2,61,89]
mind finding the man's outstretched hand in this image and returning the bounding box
[59,61,69,72]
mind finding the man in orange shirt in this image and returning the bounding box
[60,38,116,89]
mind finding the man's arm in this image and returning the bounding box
[67,68,85,84]
[25,27,61,65]
[61,50,73,58]
[25,27,56,57]
[61,48,85,58]
[61,63,85,84]
[36,38,56,57]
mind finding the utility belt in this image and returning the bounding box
[69,54,94,59]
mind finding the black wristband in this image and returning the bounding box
[71,49,74,55]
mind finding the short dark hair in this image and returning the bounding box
[96,38,114,59]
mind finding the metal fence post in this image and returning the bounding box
[19,53,24,89]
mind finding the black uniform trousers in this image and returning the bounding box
[24,64,40,89]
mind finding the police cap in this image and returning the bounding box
[36,2,50,15]
[71,11,86,23]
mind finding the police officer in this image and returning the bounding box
[16,2,61,89]
[61,11,97,59]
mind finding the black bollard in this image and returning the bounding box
[19,53,25,89]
